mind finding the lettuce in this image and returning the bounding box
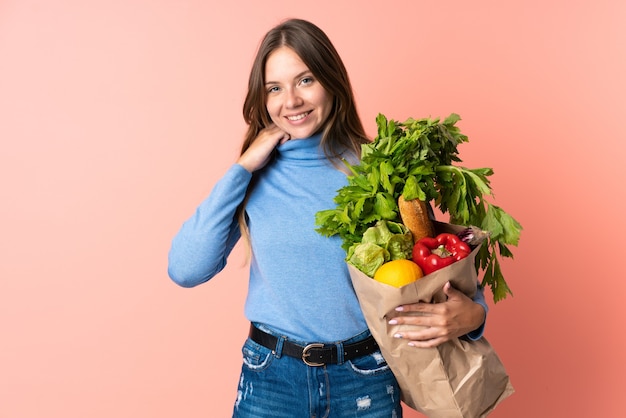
[346,220,413,277]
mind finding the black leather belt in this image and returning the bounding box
[249,325,379,367]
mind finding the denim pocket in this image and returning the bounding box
[347,350,392,376]
[241,338,274,372]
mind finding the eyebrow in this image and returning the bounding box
[265,70,312,86]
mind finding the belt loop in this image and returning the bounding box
[335,341,345,365]
[273,335,285,359]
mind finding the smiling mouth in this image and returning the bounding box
[286,111,311,121]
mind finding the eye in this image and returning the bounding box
[267,85,281,94]
[300,77,314,86]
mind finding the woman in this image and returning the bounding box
[168,18,487,417]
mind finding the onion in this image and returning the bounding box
[456,226,490,248]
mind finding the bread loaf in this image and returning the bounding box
[398,195,435,243]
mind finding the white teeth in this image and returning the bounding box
[286,112,309,121]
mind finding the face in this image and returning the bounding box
[264,47,333,139]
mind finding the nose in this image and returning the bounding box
[285,88,303,109]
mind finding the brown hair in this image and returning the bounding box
[238,18,369,238]
[241,18,368,158]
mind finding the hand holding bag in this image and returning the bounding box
[348,222,514,417]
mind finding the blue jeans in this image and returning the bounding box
[232,324,402,418]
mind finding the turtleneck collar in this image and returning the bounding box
[276,133,325,163]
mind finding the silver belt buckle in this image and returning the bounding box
[301,343,325,366]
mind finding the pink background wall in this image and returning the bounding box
[1,1,624,417]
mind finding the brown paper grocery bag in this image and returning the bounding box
[348,223,514,417]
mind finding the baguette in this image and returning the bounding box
[398,195,435,243]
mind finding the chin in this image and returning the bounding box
[290,126,324,140]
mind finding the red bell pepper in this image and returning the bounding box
[412,233,472,275]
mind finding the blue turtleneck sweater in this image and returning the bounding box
[168,133,486,342]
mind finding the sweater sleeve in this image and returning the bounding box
[167,164,252,287]
[466,284,489,340]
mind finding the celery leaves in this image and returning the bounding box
[315,113,523,303]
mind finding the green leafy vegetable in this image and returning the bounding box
[315,113,522,302]
[345,220,413,278]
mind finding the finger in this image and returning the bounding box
[408,336,448,348]
[394,302,438,315]
[443,281,461,299]
[389,313,433,327]
[394,328,451,348]
[391,312,449,330]
[443,281,473,303]
[278,132,291,144]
